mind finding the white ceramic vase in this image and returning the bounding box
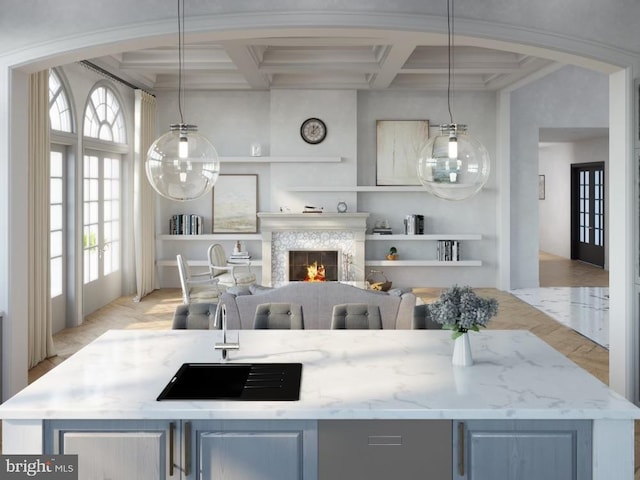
[452,332,473,367]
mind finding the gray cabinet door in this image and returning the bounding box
[319,420,452,480]
[46,420,175,480]
[189,420,317,480]
[453,420,592,480]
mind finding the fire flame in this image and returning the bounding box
[304,261,326,282]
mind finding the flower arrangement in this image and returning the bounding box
[427,285,498,339]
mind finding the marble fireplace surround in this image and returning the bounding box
[258,212,369,286]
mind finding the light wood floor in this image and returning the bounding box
[20,253,638,477]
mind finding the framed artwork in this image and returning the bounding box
[212,174,258,233]
[376,120,429,185]
[538,174,546,200]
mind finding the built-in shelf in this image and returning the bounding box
[157,259,263,268]
[365,260,482,267]
[157,234,262,241]
[366,234,482,241]
[220,156,341,163]
[286,185,425,192]
[356,186,426,192]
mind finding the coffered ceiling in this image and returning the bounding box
[87,34,557,92]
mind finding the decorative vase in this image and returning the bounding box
[452,332,473,367]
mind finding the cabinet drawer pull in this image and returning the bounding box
[458,422,465,477]
[169,422,175,477]
[368,435,403,446]
[184,421,192,477]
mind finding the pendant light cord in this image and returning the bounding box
[447,0,455,125]
[177,0,185,125]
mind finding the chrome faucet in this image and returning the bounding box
[214,303,239,360]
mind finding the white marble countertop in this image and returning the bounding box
[1,329,638,421]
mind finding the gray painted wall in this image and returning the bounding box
[153,87,497,288]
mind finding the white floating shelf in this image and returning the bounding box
[286,185,426,192]
[355,186,426,192]
[366,234,482,241]
[157,234,262,241]
[220,156,341,163]
[287,186,359,192]
[157,259,263,267]
[365,260,482,267]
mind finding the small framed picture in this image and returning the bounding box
[212,174,258,233]
[538,174,545,200]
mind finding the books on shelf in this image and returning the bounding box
[302,205,324,213]
[371,227,393,235]
[229,253,251,264]
[437,240,460,261]
[169,214,203,235]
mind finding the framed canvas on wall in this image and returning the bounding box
[212,174,258,233]
[376,120,429,186]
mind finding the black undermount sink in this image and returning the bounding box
[157,363,302,401]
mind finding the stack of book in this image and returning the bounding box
[229,251,251,263]
[169,214,203,235]
[371,227,393,235]
[303,205,323,213]
[437,240,460,261]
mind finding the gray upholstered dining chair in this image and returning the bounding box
[253,303,305,329]
[330,303,382,329]
[411,304,443,329]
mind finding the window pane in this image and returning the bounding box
[51,230,63,258]
[84,86,126,143]
[50,151,63,177]
[104,248,113,275]
[49,70,73,133]
[50,204,63,231]
[51,257,63,297]
[50,178,63,204]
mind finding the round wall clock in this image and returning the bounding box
[300,117,327,144]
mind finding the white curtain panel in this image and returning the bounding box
[28,70,55,367]
[133,90,158,301]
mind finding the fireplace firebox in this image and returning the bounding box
[288,250,339,282]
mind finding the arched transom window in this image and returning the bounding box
[83,85,126,143]
[49,69,73,133]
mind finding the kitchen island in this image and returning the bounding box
[1,329,638,479]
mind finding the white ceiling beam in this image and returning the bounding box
[153,72,251,90]
[221,42,270,89]
[370,41,417,89]
[259,63,380,74]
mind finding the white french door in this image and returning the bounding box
[82,150,122,315]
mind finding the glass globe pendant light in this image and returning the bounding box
[145,0,219,201]
[417,0,491,201]
[418,123,490,201]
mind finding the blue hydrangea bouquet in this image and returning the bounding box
[427,285,498,339]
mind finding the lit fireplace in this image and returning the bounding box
[288,250,339,282]
[304,261,326,282]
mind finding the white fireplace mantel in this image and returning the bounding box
[258,212,370,286]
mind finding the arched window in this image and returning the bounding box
[83,85,126,143]
[49,69,73,133]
